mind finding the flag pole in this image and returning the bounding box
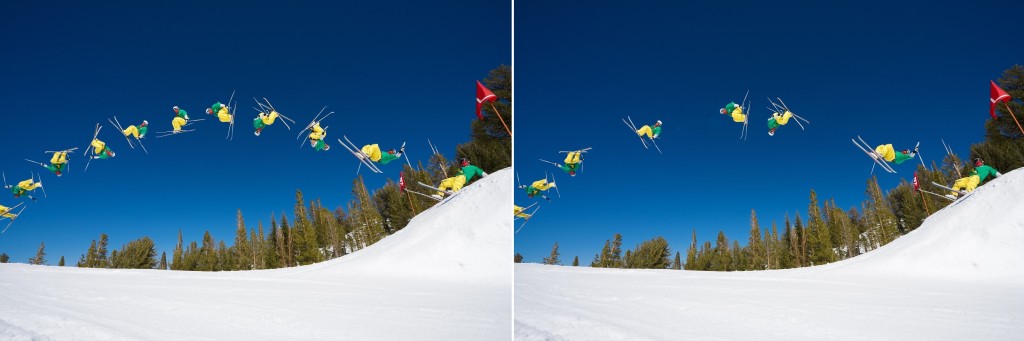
[489,102,512,137]
[406,191,418,215]
[918,190,930,215]
[1002,102,1024,137]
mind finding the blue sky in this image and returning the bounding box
[0,1,510,263]
[513,1,1023,263]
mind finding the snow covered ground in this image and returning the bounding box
[0,169,512,340]
[516,169,1024,340]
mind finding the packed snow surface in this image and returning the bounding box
[0,169,512,340]
[516,169,1024,340]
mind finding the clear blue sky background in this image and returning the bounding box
[0,1,509,263]
[514,1,1023,263]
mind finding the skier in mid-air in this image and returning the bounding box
[307,122,330,151]
[171,106,190,133]
[720,102,746,123]
[358,144,405,165]
[6,178,42,201]
[636,120,662,139]
[207,101,233,123]
[872,144,918,165]
[520,178,556,201]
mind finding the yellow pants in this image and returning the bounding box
[124,125,141,139]
[18,179,39,191]
[531,179,554,191]
[361,144,383,162]
[260,111,279,125]
[775,111,793,125]
[874,144,896,162]
[172,117,187,131]
[309,124,326,140]
[564,152,581,164]
[951,175,980,195]
[91,139,106,154]
[217,107,232,123]
[0,205,14,219]
[637,125,654,139]
[438,175,468,196]
[50,152,67,165]
[514,206,531,219]
[731,108,746,123]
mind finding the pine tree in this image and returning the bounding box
[864,176,900,246]
[172,230,183,270]
[266,218,282,269]
[591,239,611,267]
[234,209,251,270]
[572,256,579,266]
[609,233,623,267]
[199,231,216,271]
[514,252,523,263]
[806,190,836,264]
[111,236,157,269]
[794,214,806,267]
[58,255,65,266]
[684,230,698,270]
[729,240,745,271]
[624,237,671,269]
[29,241,46,265]
[747,210,764,270]
[292,190,323,265]
[711,231,731,271]
[543,242,561,265]
[158,252,168,270]
[281,214,294,267]
[672,251,682,270]
[97,233,109,268]
[351,176,387,246]
[0,253,9,263]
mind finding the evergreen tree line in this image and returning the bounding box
[64,65,512,271]
[541,65,1023,270]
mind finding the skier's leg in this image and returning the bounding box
[451,175,468,192]
[637,125,653,139]
[964,175,981,192]
[951,176,971,194]
[173,117,185,132]
[124,125,139,139]
[50,152,62,164]
[777,111,793,125]
[266,111,279,125]
[437,177,456,196]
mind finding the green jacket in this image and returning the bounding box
[525,186,539,196]
[211,102,226,112]
[379,152,400,165]
[460,165,486,182]
[138,125,148,136]
[767,117,780,129]
[725,102,739,113]
[11,186,24,196]
[45,163,65,174]
[176,108,188,119]
[651,125,662,136]
[973,165,1000,181]
[892,152,915,164]
[314,139,327,151]
[560,163,580,173]
[253,117,266,129]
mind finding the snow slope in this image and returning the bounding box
[516,169,1024,340]
[0,169,512,340]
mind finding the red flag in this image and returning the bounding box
[913,172,920,191]
[990,80,1012,120]
[476,80,497,120]
[399,171,406,192]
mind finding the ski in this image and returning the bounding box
[154,129,195,138]
[558,147,593,154]
[417,181,453,198]
[1,205,27,234]
[83,124,102,172]
[108,116,135,149]
[538,159,559,167]
[515,205,541,234]
[45,148,78,154]
[338,136,383,174]
[853,136,896,173]
[405,188,442,202]
[918,188,955,202]
[930,182,968,196]
[33,172,45,199]
[623,117,648,149]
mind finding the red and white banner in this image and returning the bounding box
[913,172,920,192]
[476,80,497,120]
[399,171,406,192]
[990,80,1012,120]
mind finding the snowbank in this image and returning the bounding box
[0,169,512,340]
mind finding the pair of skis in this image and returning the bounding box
[514,202,541,234]
[738,90,750,140]
[108,116,148,154]
[852,135,897,174]
[767,97,810,131]
[253,97,297,136]
[1,202,27,234]
[928,181,970,202]
[296,106,333,149]
[83,124,103,171]
[622,116,662,154]
[416,181,453,201]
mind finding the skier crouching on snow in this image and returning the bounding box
[253,110,279,136]
[557,151,583,177]
[172,106,189,133]
[206,102,232,123]
[359,144,405,164]
[947,157,1001,199]
[767,111,794,136]
[435,158,487,197]
[7,178,42,201]
[520,179,556,201]
[307,122,330,151]
[636,120,662,139]
[720,102,746,123]
[873,144,918,164]
[90,138,115,160]
[122,120,148,139]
